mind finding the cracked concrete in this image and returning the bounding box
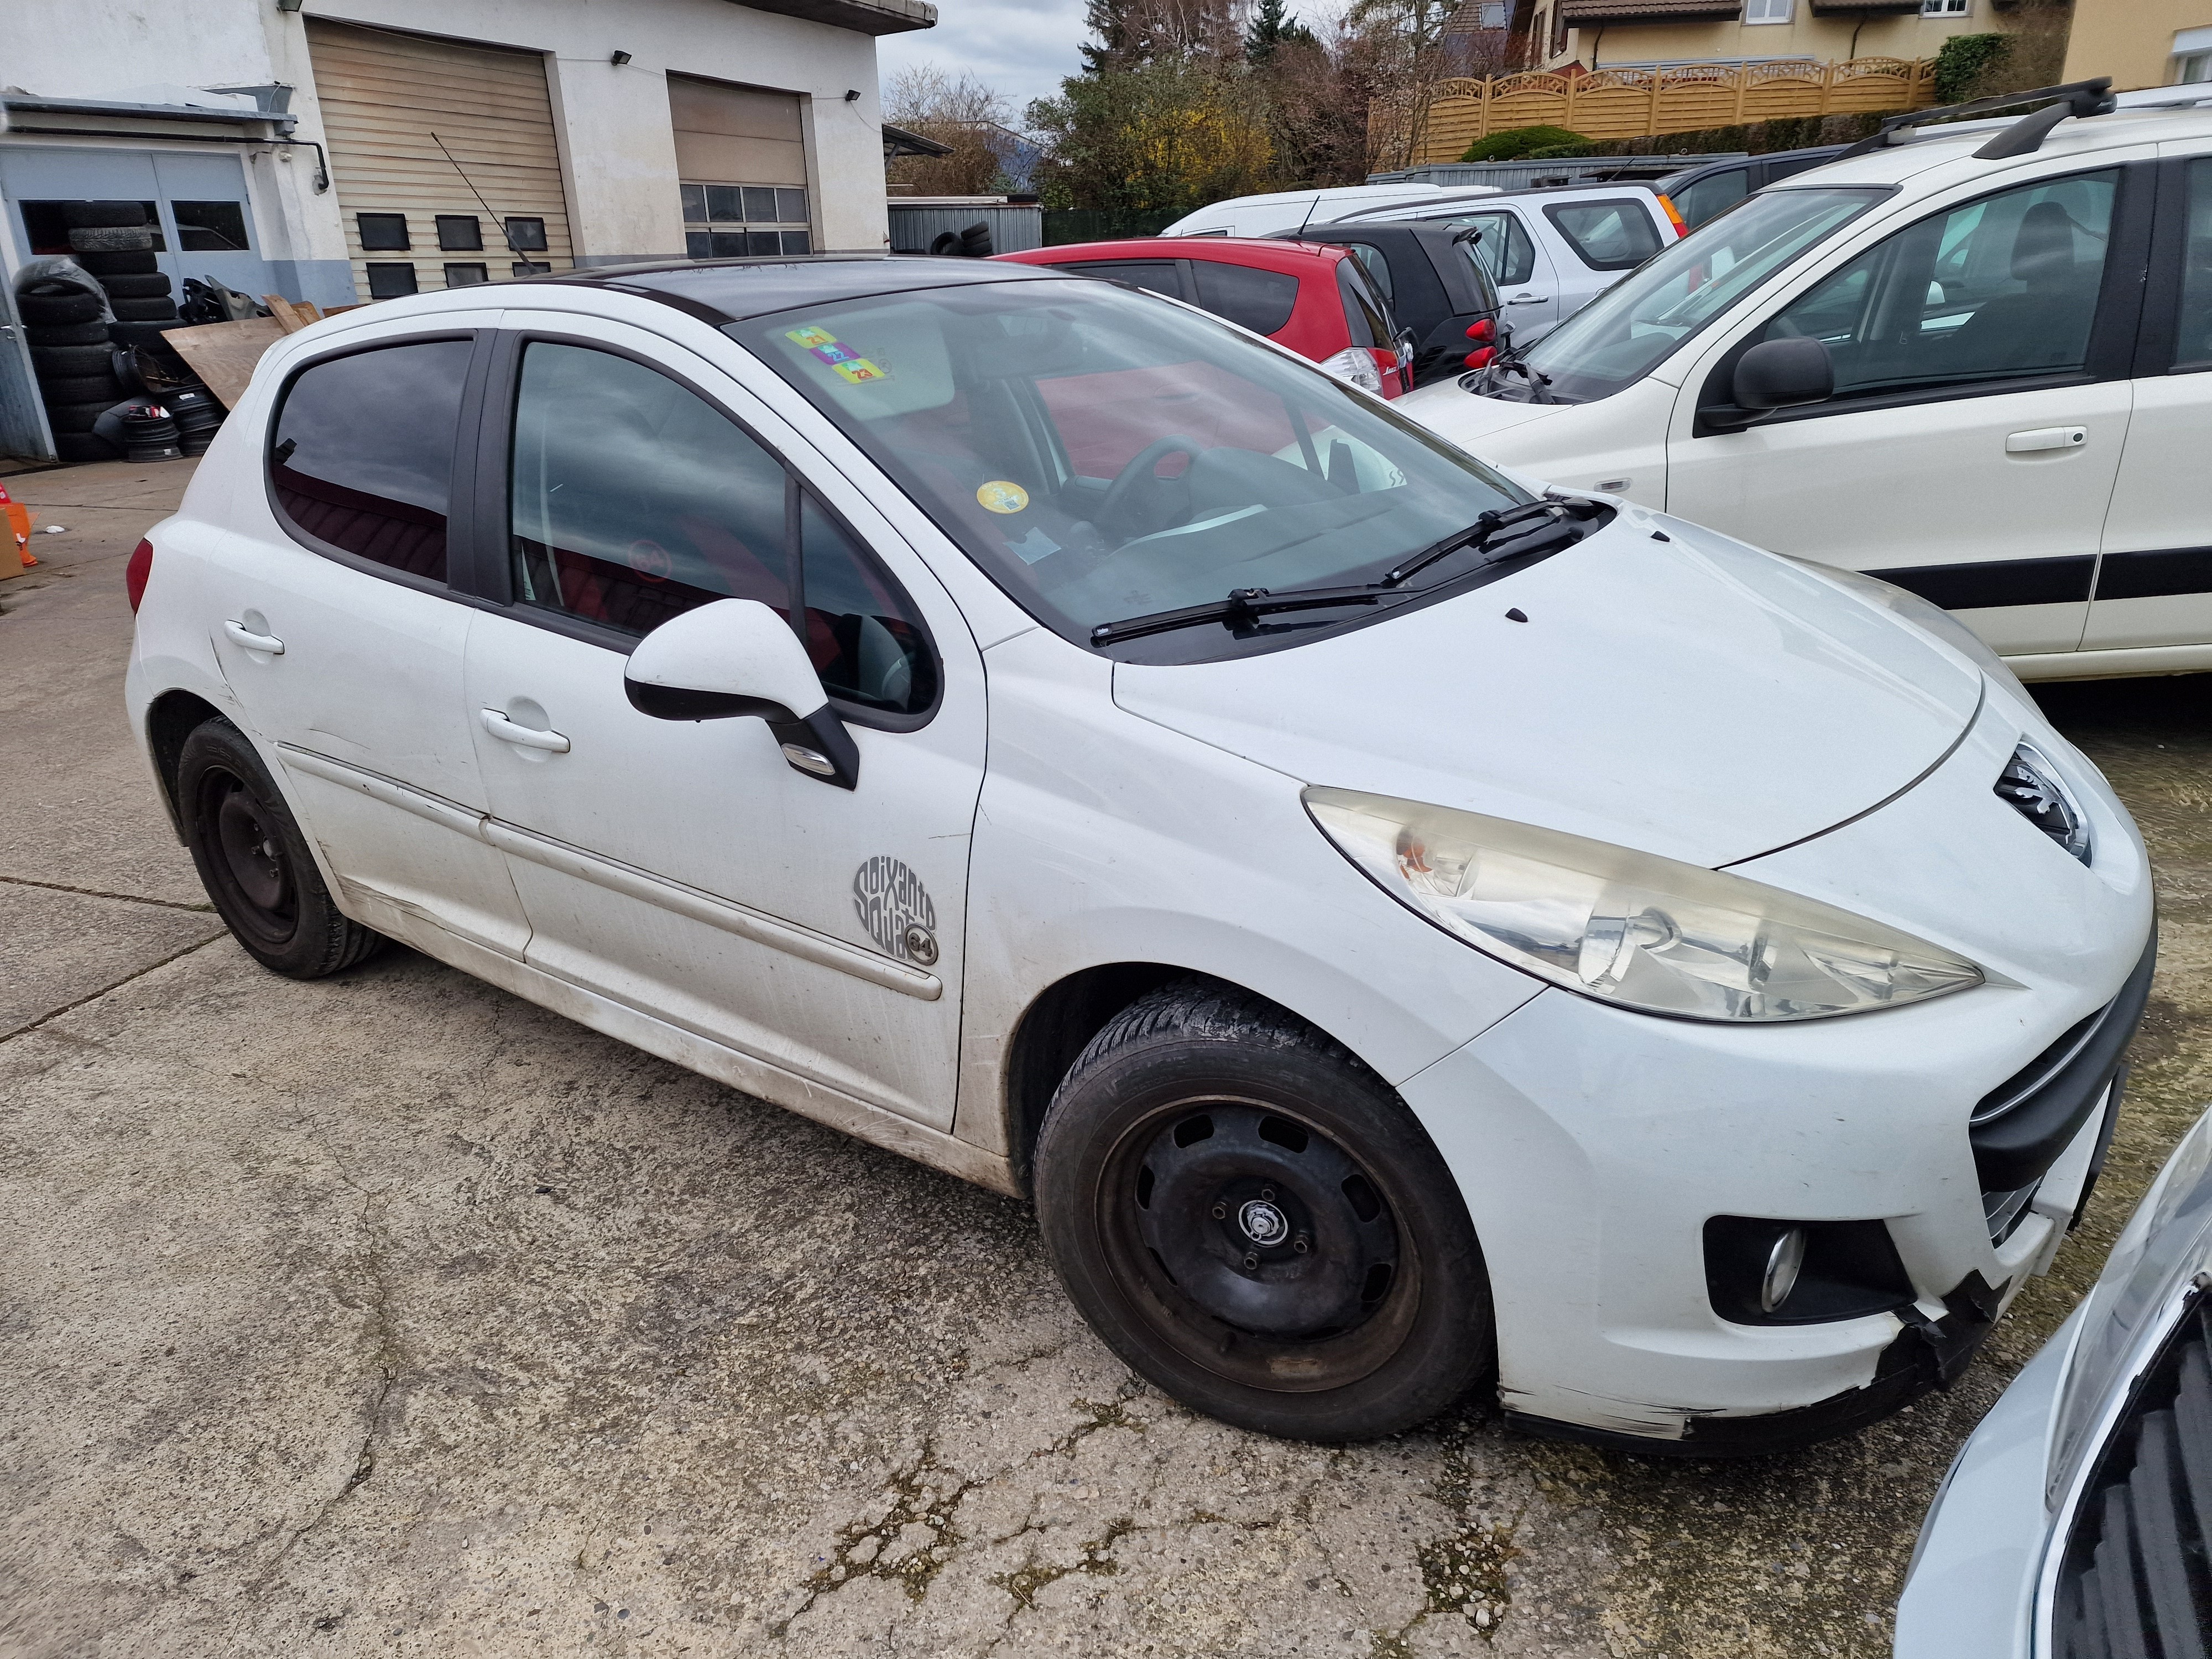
[3,457,2209,1656]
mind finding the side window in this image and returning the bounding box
[1545,199,1664,270]
[1191,261,1301,335]
[1063,260,1189,302]
[269,338,474,582]
[2175,158,2212,371]
[505,341,934,716]
[1340,243,1394,303]
[1674,169,1749,229]
[1455,212,1536,286]
[1759,169,2118,400]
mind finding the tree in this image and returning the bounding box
[1029,55,1274,216]
[884,67,1024,196]
[1245,0,1317,64]
[1080,0,1244,74]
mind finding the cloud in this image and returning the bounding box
[877,0,1092,121]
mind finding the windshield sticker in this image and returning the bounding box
[786,324,890,384]
[977,480,1030,515]
[1006,526,1061,564]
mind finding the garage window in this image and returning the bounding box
[172,201,250,251]
[504,217,548,253]
[357,212,410,252]
[680,182,812,258]
[366,263,419,300]
[15,200,164,256]
[436,215,483,251]
[269,338,476,582]
[444,263,489,287]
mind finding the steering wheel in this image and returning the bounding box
[1097,435,1203,542]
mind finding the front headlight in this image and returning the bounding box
[1305,787,1984,1022]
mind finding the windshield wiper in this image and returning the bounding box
[1089,497,1604,646]
[1474,335,1558,404]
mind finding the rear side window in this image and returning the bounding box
[1339,242,1393,301]
[1335,259,1389,348]
[1453,211,1537,286]
[1191,261,1301,335]
[1673,169,1749,229]
[1063,260,1190,302]
[1545,199,1664,270]
[506,341,934,717]
[269,338,474,582]
[2177,157,2212,371]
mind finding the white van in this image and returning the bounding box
[1160,183,1474,239]
[1401,84,2212,682]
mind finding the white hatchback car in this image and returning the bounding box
[126,254,2153,1448]
[1401,85,2212,682]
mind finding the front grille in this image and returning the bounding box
[2052,1291,2212,1657]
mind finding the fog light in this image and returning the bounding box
[1761,1227,1806,1312]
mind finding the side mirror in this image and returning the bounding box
[1731,337,1834,414]
[624,598,859,790]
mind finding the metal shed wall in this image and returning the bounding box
[885,202,1041,255]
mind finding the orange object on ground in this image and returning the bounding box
[0,483,33,571]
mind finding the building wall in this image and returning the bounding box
[2,0,897,305]
[1542,7,2007,70]
[2062,0,2212,89]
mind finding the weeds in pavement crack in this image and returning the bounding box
[773,1437,982,1635]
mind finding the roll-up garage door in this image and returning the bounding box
[306,18,572,301]
[669,76,814,259]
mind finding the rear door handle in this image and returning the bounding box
[1506,293,1551,305]
[478,707,571,753]
[2006,426,2088,454]
[222,619,284,654]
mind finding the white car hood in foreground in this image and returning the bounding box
[1113,512,1984,870]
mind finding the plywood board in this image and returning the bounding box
[160,317,287,410]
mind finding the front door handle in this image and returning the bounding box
[478,707,571,753]
[223,618,284,654]
[1506,293,1552,305]
[2006,426,2089,454]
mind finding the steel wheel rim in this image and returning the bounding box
[200,768,297,946]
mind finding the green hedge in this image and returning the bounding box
[1458,125,1593,163]
[1934,34,2011,104]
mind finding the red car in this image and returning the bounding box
[995,237,1412,398]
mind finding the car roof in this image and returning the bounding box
[1332,179,1663,222]
[502,253,1066,322]
[1001,237,1345,274]
[1787,103,2212,192]
[1659,146,1844,183]
[1178,182,1446,212]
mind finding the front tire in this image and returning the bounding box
[1034,980,1493,1441]
[178,718,386,978]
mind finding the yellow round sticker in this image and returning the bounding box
[977,480,1030,515]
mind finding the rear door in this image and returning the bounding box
[1455,205,1562,337]
[2083,153,2212,656]
[1665,161,2152,659]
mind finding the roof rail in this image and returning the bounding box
[1833,77,2115,164]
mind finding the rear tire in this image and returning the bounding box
[178,719,387,979]
[1034,980,1494,1442]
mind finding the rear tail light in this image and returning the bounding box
[1317,347,1384,396]
[1464,346,1496,370]
[1465,319,1496,344]
[126,538,154,613]
[1656,193,1688,238]
[1370,347,1406,398]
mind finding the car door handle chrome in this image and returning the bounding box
[478,707,571,753]
[222,619,284,654]
[1506,293,1551,304]
[2006,426,2088,454]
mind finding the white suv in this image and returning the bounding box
[1401,85,2212,681]
[124,254,2150,1451]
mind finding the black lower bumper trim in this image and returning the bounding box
[1502,1272,2005,1459]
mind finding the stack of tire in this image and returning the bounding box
[22,202,182,463]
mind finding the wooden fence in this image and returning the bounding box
[1379,58,1940,166]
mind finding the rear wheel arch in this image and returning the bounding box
[145,688,227,837]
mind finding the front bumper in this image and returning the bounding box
[1391,690,2153,1451]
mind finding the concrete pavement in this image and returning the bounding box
[2,457,2207,1658]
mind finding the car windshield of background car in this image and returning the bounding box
[1519,187,1888,403]
[725,280,1528,660]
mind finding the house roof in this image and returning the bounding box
[1558,0,1743,20]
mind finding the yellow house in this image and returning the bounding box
[2060,0,2212,88]
[1530,0,2017,73]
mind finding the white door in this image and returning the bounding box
[202,319,532,958]
[461,322,985,1128]
[2084,154,2212,654]
[1460,206,1562,338]
[1667,165,2140,657]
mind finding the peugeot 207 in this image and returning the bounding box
[123,255,2153,1449]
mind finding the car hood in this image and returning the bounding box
[1112,509,1985,869]
[1394,382,1575,451]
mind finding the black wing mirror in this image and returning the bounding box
[1733,338,1834,413]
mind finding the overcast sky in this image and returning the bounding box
[877,0,1092,122]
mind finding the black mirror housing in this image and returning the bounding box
[1733,337,1834,412]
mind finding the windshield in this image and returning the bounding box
[725,278,1528,662]
[1512,186,1889,403]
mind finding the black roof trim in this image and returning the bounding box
[1835,77,2116,163]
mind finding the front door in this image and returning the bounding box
[2084,154,2212,656]
[462,321,984,1128]
[201,317,533,958]
[1666,164,2145,658]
